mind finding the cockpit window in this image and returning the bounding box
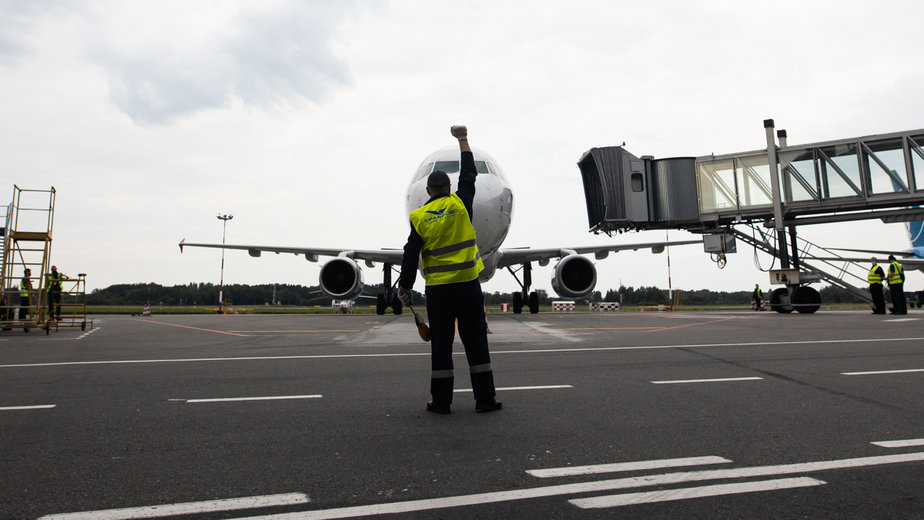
[413,160,491,181]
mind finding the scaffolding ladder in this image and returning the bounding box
[0,186,83,333]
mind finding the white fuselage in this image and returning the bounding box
[404,145,513,281]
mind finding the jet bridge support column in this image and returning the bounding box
[765,119,790,268]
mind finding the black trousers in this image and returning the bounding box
[48,291,61,319]
[889,283,907,314]
[19,296,30,320]
[870,284,885,314]
[425,279,496,405]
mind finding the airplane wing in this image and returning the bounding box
[823,247,915,258]
[178,239,406,265]
[495,240,702,268]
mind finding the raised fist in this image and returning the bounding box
[450,125,468,139]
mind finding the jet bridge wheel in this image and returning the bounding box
[791,286,821,314]
[769,288,794,314]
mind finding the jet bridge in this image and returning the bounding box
[577,121,924,313]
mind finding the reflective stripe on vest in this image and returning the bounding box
[409,193,484,286]
[888,261,904,284]
[868,266,883,284]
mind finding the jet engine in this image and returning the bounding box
[319,258,364,299]
[550,254,597,298]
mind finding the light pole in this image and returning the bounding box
[217,214,233,314]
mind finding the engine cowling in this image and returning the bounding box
[550,254,596,298]
[319,258,364,299]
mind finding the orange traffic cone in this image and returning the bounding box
[142,304,150,317]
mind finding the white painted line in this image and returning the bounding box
[569,477,826,509]
[174,395,322,404]
[6,336,924,370]
[872,438,924,448]
[651,377,763,385]
[228,452,924,520]
[842,368,924,376]
[0,404,56,411]
[39,492,310,520]
[885,318,919,322]
[527,456,732,478]
[454,385,572,393]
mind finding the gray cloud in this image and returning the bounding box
[93,3,355,125]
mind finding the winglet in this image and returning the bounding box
[179,238,185,253]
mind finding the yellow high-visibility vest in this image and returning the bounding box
[20,278,32,297]
[868,266,883,284]
[888,261,904,285]
[409,193,484,286]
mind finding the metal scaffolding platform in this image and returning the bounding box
[0,186,91,333]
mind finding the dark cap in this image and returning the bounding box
[427,170,450,188]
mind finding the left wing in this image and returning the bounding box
[496,240,702,267]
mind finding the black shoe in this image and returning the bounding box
[24,328,29,333]
[475,400,503,413]
[426,402,451,414]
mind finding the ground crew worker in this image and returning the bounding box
[887,254,906,314]
[751,284,763,311]
[398,125,501,414]
[46,265,63,321]
[19,268,34,331]
[868,258,886,314]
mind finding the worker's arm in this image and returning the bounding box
[399,224,424,289]
[451,126,476,220]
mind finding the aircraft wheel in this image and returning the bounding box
[391,294,403,315]
[792,286,821,314]
[512,292,524,314]
[376,294,387,315]
[528,291,540,314]
[769,287,794,313]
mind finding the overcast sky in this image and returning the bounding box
[2,0,923,299]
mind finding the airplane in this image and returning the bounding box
[825,220,924,270]
[179,144,700,314]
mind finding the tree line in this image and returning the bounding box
[87,283,866,306]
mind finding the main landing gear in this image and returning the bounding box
[376,263,403,315]
[507,262,540,314]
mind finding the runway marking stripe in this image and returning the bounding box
[39,492,310,520]
[527,456,732,478]
[569,477,826,509]
[228,452,924,520]
[651,377,763,385]
[885,318,919,322]
[872,438,924,448]
[171,395,322,404]
[5,336,924,369]
[0,404,56,411]
[454,385,572,393]
[842,368,924,376]
[229,330,361,333]
[127,318,250,337]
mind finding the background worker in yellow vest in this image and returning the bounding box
[751,283,763,311]
[46,265,64,321]
[887,254,906,314]
[398,125,501,414]
[868,258,886,314]
[19,268,34,331]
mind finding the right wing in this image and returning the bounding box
[178,239,406,265]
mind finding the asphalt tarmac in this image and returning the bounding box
[2,310,923,519]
